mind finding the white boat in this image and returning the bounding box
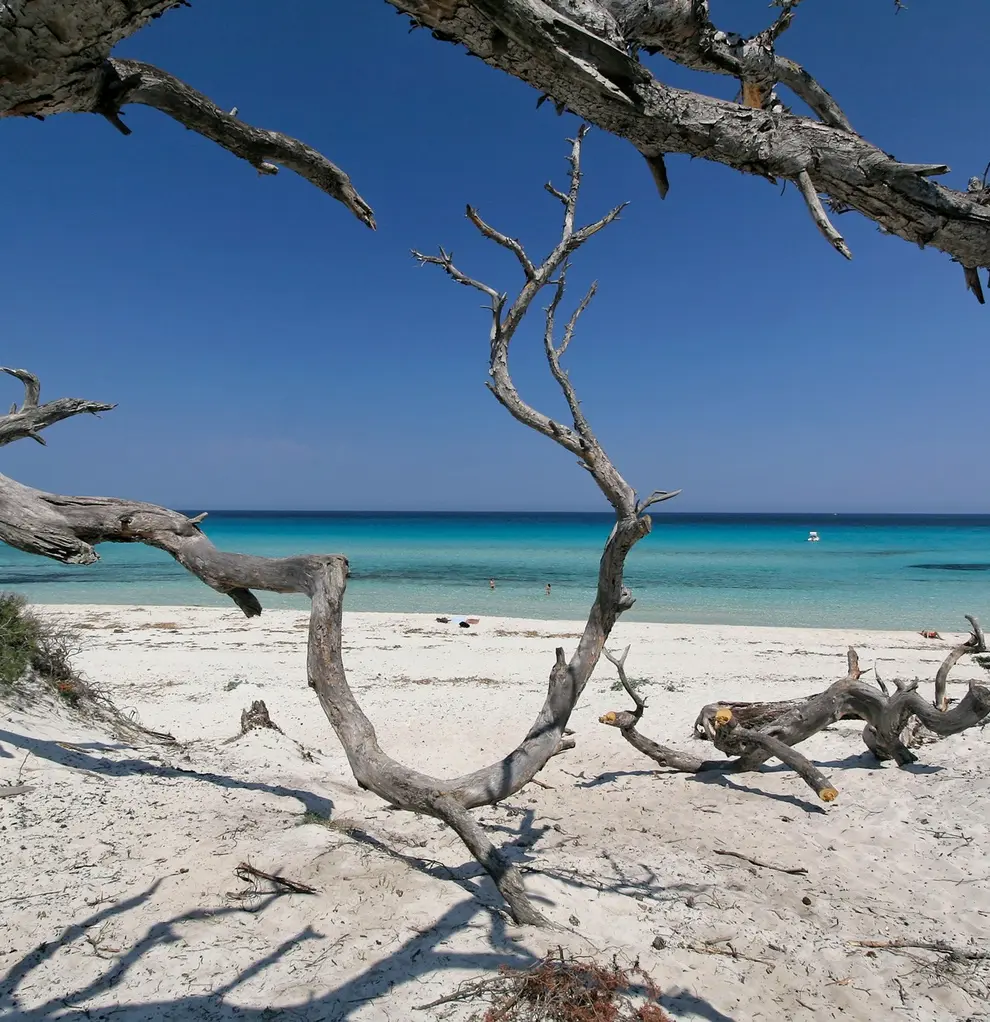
[807,531,820,542]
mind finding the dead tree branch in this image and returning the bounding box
[0,3,373,227]
[600,627,990,800]
[409,128,674,918]
[386,0,990,295]
[0,368,115,448]
[849,938,990,963]
[796,169,852,259]
[99,59,375,228]
[935,614,987,711]
[712,848,808,876]
[5,1,990,285]
[0,135,670,926]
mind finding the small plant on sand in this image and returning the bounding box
[1,592,81,689]
[416,948,673,1022]
[0,591,175,744]
[0,592,41,686]
[610,676,651,693]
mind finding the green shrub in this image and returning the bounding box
[0,591,79,689]
[0,592,42,686]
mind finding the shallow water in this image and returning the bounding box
[2,511,988,629]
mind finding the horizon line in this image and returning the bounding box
[174,508,990,517]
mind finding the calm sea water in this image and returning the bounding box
[1,512,988,630]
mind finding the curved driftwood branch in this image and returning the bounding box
[0,137,669,924]
[0,457,596,925]
[388,0,990,295]
[0,3,373,227]
[934,614,987,712]
[600,628,990,800]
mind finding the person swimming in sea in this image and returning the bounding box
[545,583,551,596]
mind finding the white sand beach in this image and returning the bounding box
[2,605,989,1021]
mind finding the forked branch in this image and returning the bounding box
[0,368,115,448]
[415,127,632,512]
[386,0,990,294]
[0,136,672,926]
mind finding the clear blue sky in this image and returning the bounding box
[1,1,987,512]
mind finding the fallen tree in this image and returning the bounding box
[0,130,673,926]
[598,618,990,801]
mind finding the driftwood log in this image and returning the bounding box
[600,622,990,802]
[0,133,670,926]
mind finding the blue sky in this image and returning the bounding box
[1,1,987,512]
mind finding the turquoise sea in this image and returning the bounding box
[1,512,988,630]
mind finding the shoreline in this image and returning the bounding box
[5,603,988,1019]
[25,599,981,634]
[32,602,974,641]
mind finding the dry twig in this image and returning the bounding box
[233,861,317,896]
[712,848,808,876]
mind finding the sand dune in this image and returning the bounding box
[2,605,989,1021]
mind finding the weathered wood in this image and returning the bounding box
[102,59,375,228]
[240,700,282,735]
[0,368,114,448]
[0,135,660,925]
[935,614,987,711]
[4,1,989,284]
[0,2,373,226]
[388,0,990,287]
[601,627,990,797]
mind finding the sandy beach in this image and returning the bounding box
[2,604,989,1021]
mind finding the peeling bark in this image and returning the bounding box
[5,0,988,281]
[0,1,374,226]
[389,0,990,287]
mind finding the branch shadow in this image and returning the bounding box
[337,806,556,903]
[816,751,943,775]
[0,727,334,816]
[1,876,737,1022]
[688,771,828,815]
[527,849,712,906]
[661,988,738,1021]
[0,878,541,1022]
[574,768,660,788]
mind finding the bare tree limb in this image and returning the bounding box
[796,169,852,259]
[635,488,682,514]
[543,268,597,438]
[6,0,989,280]
[602,645,642,721]
[849,938,990,962]
[639,149,670,199]
[0,3,373,228]
[385,0,990,286]
[409,130,677,913]
[934,614,987,712]
[600,630,990,800]
[465,205,537,279]
[411,247,504,304]
[101,60,375,228]
[0,368,115,448]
